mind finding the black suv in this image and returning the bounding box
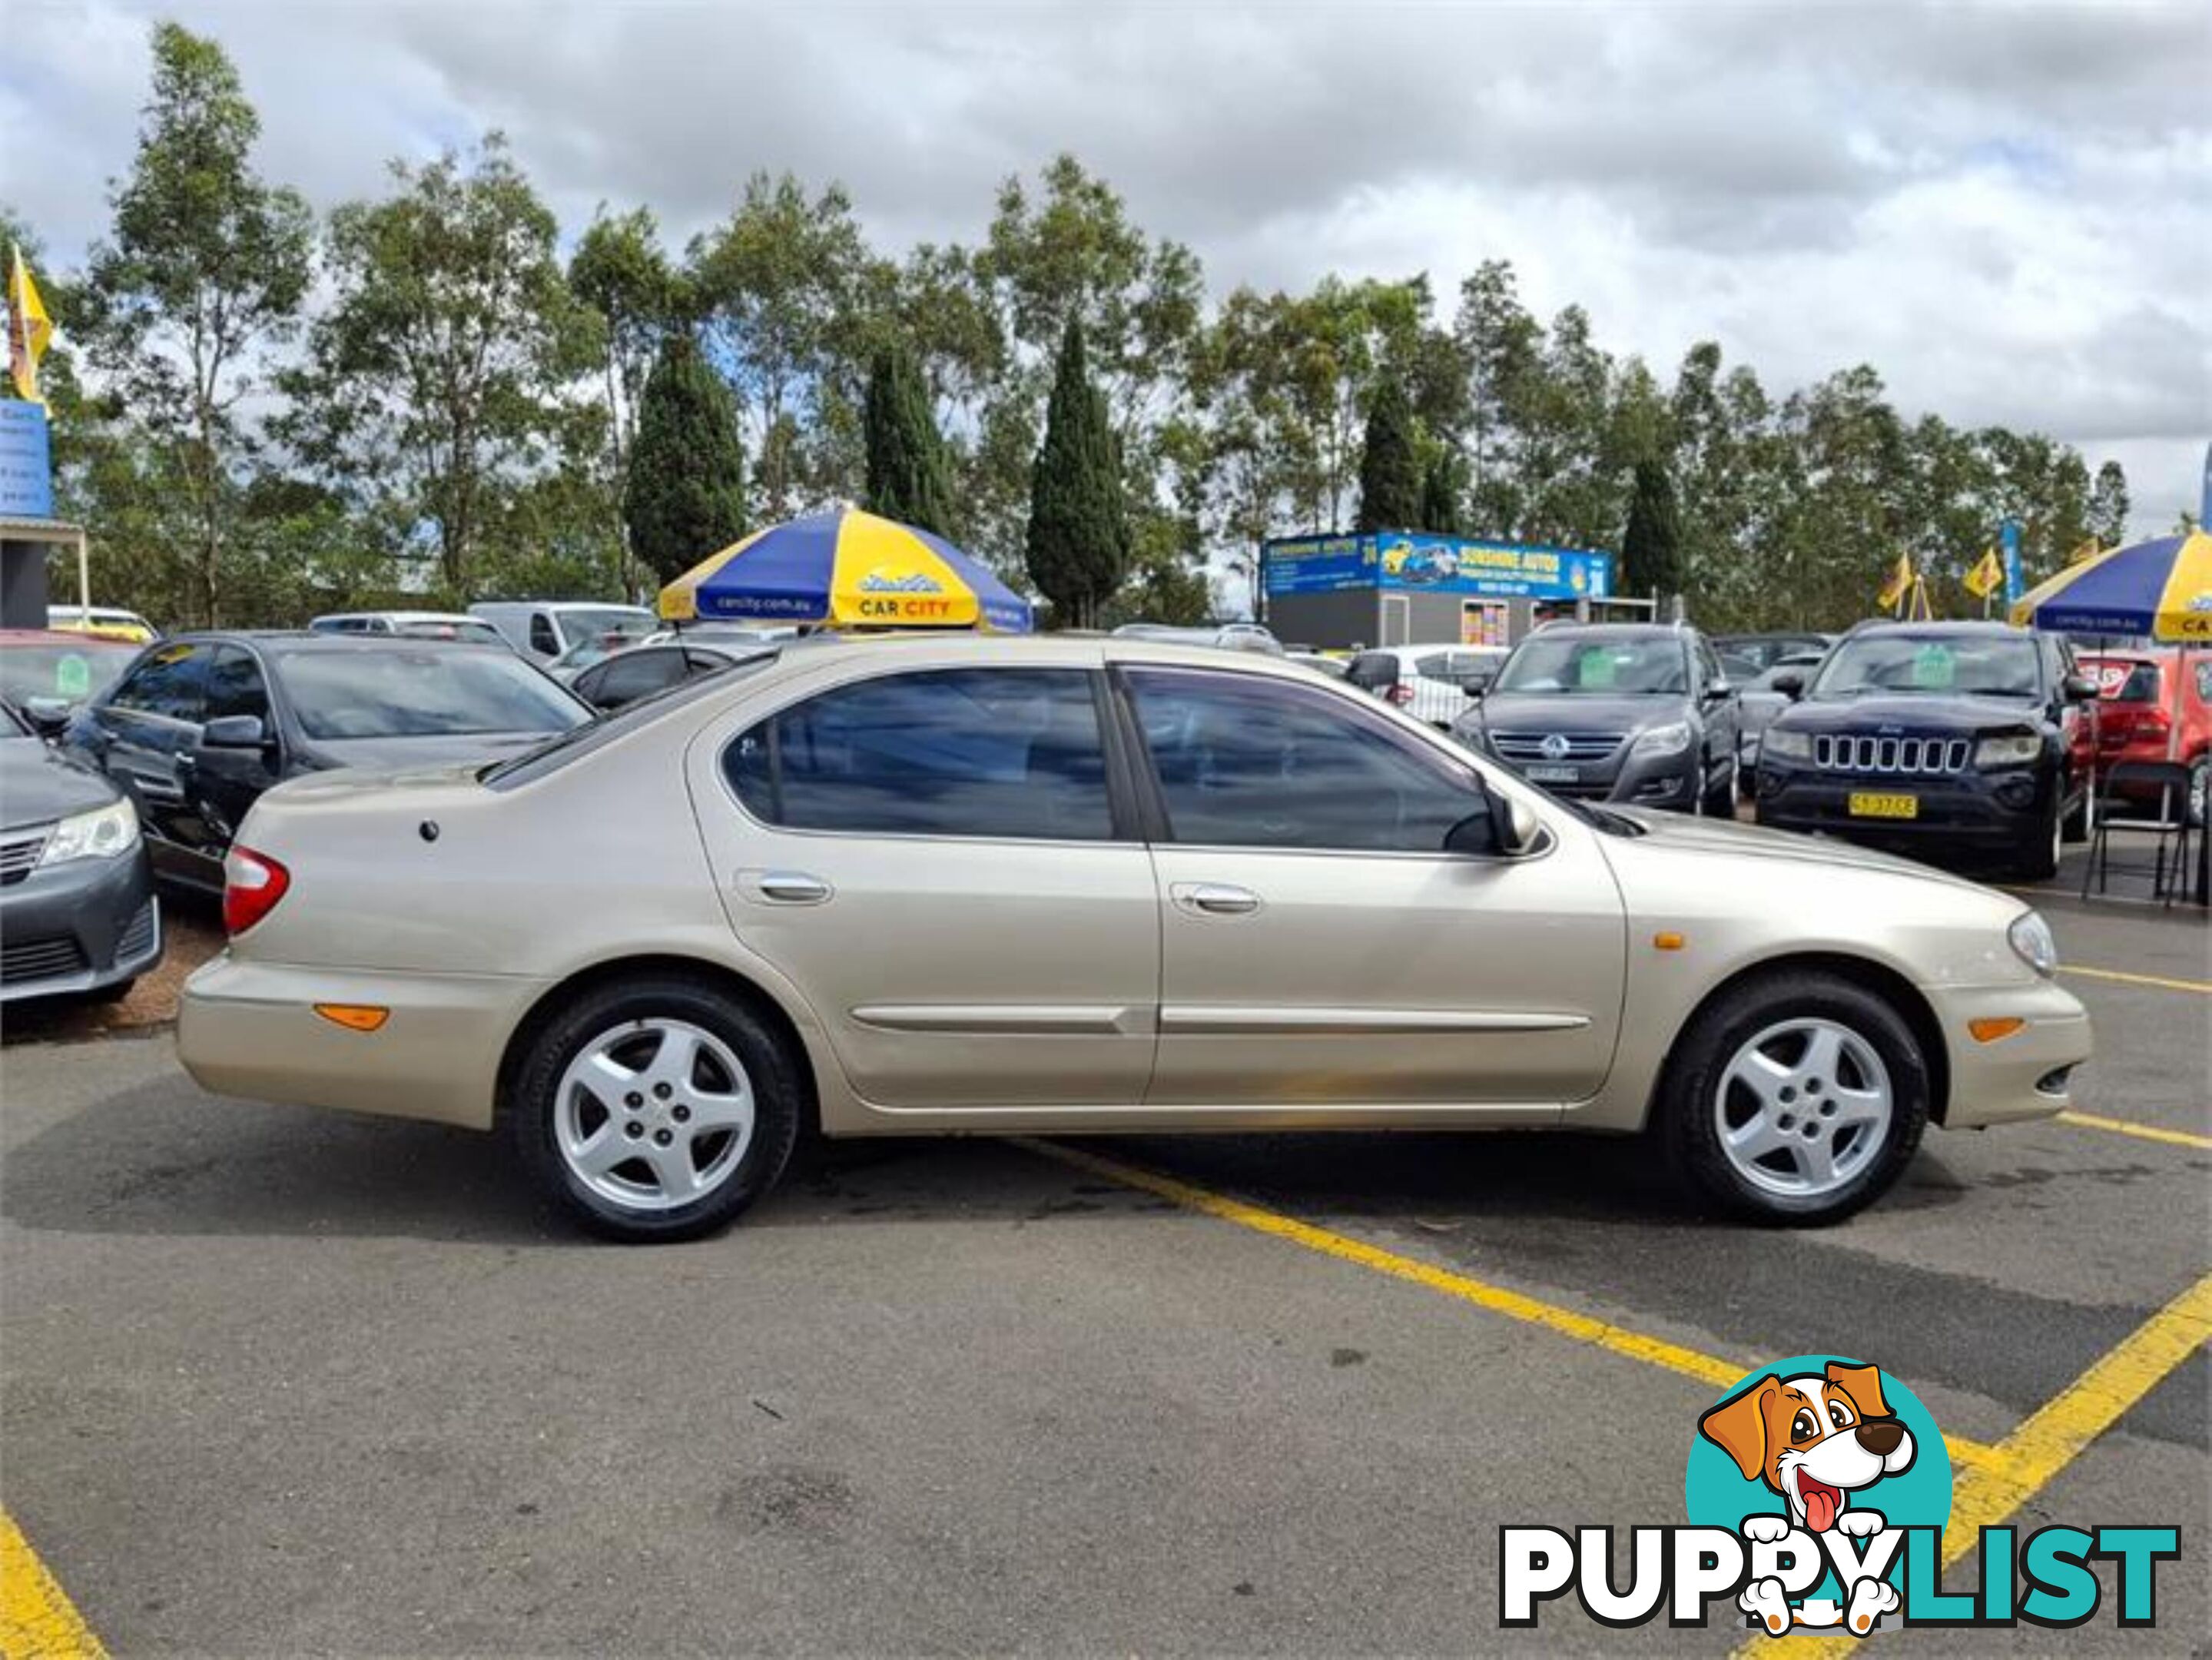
[1753,621,2094,879]
[1451,622,1739,815]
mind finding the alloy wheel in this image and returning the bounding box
[554,1018,755,1211]
[1712,1017,1893,1199]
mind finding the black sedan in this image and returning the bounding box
[61,632,593,895]
[1,699,161,1004]
[568,637,777,711]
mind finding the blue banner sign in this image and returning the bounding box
[1263,531,1612,601]
[0,402,55,520]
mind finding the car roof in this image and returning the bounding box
[1846,619,2031,639]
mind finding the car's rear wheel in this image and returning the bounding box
[511,976,800,1242]
[1660,971,1928,1225]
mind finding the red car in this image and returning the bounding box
[2080,650,2210,825]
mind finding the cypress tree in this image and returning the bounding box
[1025,317,1128,629]
[863,344,955,536]
[1355,377,1422,532]
[1620,454,1684,599]
[1420,450,1464,535]
[624,334,748,582]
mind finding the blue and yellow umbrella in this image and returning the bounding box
[658,509,1032,632]
[2009,530,2212,642]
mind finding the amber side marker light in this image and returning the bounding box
[314,1004,390,1033]
[1968,1016,2025,1044]
[1653,931,1686,952]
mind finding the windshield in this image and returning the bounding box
[0,639,138,706]
[1811,634,2041,699]
[276,648,590,741]
[1495,636,1686,696]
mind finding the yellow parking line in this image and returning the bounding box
[1745,1270,2212,1658]
[1015,1137,2008,1473]
[0,1508,105,1658]
[2057,1109,2212,1151]
[2059,963,2212,996]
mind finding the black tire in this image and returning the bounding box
[2061,789,2089,845]
[1702,759,1737,820]
[510,975,801,1243]
[1659,970,1929,1226]
[80,976,135,1007]
[2014,795,2064,882]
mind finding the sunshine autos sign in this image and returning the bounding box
[1498,1356,2180,1638]
[1260,532,1612,601]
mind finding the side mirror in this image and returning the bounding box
[2062,674,2098,704]
[22,696,70,737]
[199,714,268,750]
[1770,672,1806,701]
[1703,679,1733,703]
[1444,788,1544,858]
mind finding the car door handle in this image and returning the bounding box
[1171,881,1262,917]
[753,871,832,905]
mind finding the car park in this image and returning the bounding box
[61,633,593,895]
[2079,649,2210,825]
[308,610,511,646]
[468,600,656,663]
[177,632,2089,1240]
[47,603,159,644]
[0,698,161,1004]
[1342,644,1506,727]
[1452,622,1738,815]
[1735,649,1829,788]
[1753,621,2094,879]
[0,628,141,723]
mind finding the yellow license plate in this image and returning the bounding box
[1849,792,1919,820]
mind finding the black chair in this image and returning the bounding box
[2081,760,2198,905]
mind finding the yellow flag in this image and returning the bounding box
[1875,552,1914,609]
[1963,546,2004,599]
[2067,536,2101,566]
[8,247,53,406]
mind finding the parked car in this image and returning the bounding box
[1736,651,1830,790]
[48,604,158,644]
[1111,622,1282,656]
[1753,622,2095,880]
[569,639,777,712]
[2078,649,2210,825]
[0,698,161,1005]
[1452,622,1739,815]
[177,634,2088,1240]
[1715,632,1836,676]
[61,633,594,895]
[1344,646,1507,727]
[1285,651,1350,679]
[0,629,141,722]
[310,611,511,646]
[469,601,656,663]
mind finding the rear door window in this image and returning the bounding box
[204,646,271,724]
[725,668,1115,842]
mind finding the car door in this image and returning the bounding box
[1122,665,1626,1111]
[182,644,284,858]
[690,662,1160,1111]
[83,641,214,883]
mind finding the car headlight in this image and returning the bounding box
[1763,728,1811,761]
[1975,732,2043,769]
[34,798,140,867]
[2008,909,2058,978]
[1631,721,1692,759]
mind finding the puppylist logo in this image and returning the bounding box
[1500,1354,2180,1638]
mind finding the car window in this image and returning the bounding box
[726,668,1114,842]
[1413,652,1453,679]
[1497,636,1687,695]
[108,642,213,722]
[1812,634,2040,699]
[2196,662,2212,705]
[587,649,689,709]
[1126,666,1486,854]
[529,613,558,656]
[204,646,270,724]
[274,647,588,740]
[0,638,136,706]
[2088,660,2159,702]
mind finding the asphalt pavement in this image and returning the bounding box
[0,900,2204,1657]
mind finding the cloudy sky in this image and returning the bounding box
[5,0,2207,527]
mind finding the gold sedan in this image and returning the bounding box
[179,635,2091,1241]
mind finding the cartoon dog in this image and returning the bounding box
[1700,1361,1916,1635]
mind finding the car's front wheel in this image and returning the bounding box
[1660,971,1928,1226]
[511,975,801,1242]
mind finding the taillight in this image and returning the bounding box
[223,845,291,935]
[1387,683,1414,706]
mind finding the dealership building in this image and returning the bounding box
[1260,530,1641,650]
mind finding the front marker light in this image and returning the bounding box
[1631,720,1693,759]
[1764,729,1812,761]
[35,798,139,866]
[1975,732,2043,769]
[2008,910,2058,978]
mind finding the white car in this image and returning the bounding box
[1345,646,1507,728]
[469,601,657,663]
[309,611,509,646]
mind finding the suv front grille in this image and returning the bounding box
[1491,732,1624,762]
[0,826,48,886]
[1812,735,1971,775]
